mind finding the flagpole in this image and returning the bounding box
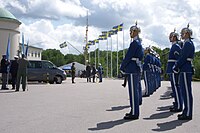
[95,43,96,69]
[110,36,113,78]
[123,28,125,58]
[98,42,100,65]
[117,33,118,77]
[6,34,11,89]
[106,39,108,78]
[89,50,90,63]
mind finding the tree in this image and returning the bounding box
[42,49,65,66]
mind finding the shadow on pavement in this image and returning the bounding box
[143,111,174,120]
[152,119,191,132]
[157,105,172,111]
[106,105,130,111]
[88,118,132,131]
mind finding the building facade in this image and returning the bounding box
[19,44,43,60]
[0,8,21,60]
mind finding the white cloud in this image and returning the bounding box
[1,0,200,54]
[19,19,103,55]
[4,0,88,20]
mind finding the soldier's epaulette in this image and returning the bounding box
[136,39,139,43]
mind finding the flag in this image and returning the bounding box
[102,31,108,36]
[98,35,104,40]
[99,35,107,40]
[22,33,24,54]
[118,23,123,31]
[88,40,95,45]
[6,34,11,60]
[112,23,123,32]
[108,30,116,37]
[94,39,99,43]
[25,40,29,57]
[59,41,67,48]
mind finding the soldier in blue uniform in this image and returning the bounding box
[143,47,152,97]
[173,24,195,120]
[120,22,144,120]
[166,29,182,112]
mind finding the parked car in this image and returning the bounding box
[27,60,66,84]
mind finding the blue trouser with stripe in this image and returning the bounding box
[144,71,151,96]
[127,73,140,117]
[169,73,183,110]
[138,75,142,105]
[180,72,193,117]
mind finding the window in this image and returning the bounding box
[28,61,42,68]
[43,61,54,69]
[38,52,40,57]
[35,52,37,57]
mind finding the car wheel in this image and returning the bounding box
[55,76,62,84]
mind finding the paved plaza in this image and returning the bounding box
[0,78,200,133]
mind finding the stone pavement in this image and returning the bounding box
[0,78,200,133]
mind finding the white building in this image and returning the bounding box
[0,8,21,60]
[19,44,43,60]
[0,8,43,61]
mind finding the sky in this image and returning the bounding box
[1,0,200,55]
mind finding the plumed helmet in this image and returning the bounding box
[181,23,193,36]
[169,28,179,39]
[144,47,151,53]
[130,21,141,33]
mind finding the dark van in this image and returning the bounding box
[27,60,66,84]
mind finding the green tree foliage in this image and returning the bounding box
[42,49,65,66]
[193,51,200,80]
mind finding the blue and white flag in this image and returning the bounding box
[22,33,25,54]
[25,39,29,57]
[6,34,11,60]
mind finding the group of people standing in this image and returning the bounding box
[166,25,194,120]
[85,63,103,83]
[71,62,103,84]
[120,22,194,121]
[0,54,29,91]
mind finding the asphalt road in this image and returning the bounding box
[0,78,200,133]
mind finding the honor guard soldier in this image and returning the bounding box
[143,47,152,96]
[173,24,195,120]
[166,29,182,112]
[120,22,144,120]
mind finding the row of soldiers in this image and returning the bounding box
[143,47,161,97]
[120,22,194,121]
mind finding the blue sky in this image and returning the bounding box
[1,0,200,54]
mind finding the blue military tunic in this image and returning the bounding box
[166,42,181,73]
[120,37,143,73]
[175,39,195,73]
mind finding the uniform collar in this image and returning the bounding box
[172,41,177,45]
[184,38,190,43]
[132,36,139,41]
